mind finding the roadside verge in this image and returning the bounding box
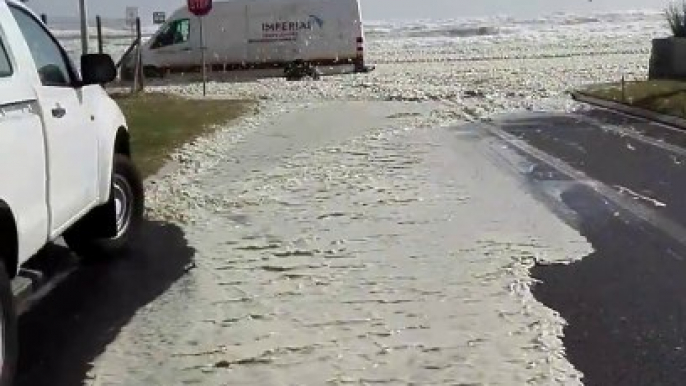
[111,92,256,178]
[570,91,686,130]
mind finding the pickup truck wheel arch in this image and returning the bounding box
[115,128,131,157]
[0,205,18,279]
[66,127,134,250]
[64,154,144,259]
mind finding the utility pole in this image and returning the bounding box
[79,0,88,55]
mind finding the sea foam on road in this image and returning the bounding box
[89,8,667,219]
[51,9,668,212]
[70,10,659,385]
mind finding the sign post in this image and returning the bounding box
[125,6,139,48]
[79,0,88,54]
[125,6,138,31]
[200,18,206,96]
[187,0,213,97]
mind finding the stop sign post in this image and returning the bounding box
[188,0,213,95]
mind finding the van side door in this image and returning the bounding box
[9,5,100,236]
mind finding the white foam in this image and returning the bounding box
[364,9,663,39]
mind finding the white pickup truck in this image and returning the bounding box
[0,1,145,384]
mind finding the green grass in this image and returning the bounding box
[579,80,686,120]
[111,92,254,178]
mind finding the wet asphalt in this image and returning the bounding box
[15,221,196,386]
[495,108,686,386]
[15,106,686,385]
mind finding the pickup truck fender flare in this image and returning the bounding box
[103,126,131,193]
[91,94,130,204]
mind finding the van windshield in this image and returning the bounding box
[151,18,190,49]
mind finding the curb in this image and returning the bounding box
[570,91,686,131]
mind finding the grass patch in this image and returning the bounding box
[112,92,254,178]
[579,80,686,120]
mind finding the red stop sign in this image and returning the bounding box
[188,0,213,16]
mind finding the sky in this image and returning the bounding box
[21,0,669,22]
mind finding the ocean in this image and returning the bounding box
[50,9,666,65]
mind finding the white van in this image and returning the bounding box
[121,0,373,80]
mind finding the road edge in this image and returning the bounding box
[570,91,686,131]
[478,119,686,250]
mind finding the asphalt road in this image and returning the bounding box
[493,107,686,386]
[14,105,686,385]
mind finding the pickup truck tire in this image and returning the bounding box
[65,154,144,259]
[0,263,18,386]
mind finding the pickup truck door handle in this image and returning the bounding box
[51,106,66,118]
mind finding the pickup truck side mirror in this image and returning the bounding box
[81,54,117,85]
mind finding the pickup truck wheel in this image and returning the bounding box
[0,263,18,386]
[65,155,144,258]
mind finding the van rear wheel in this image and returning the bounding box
[0,262,18,386]
[284,61,320,81]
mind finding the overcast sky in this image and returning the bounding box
[22,0,669,21]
